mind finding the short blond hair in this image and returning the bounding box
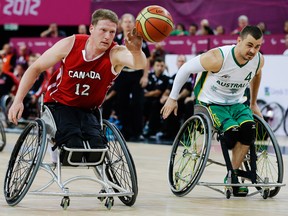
[91,9,118,26]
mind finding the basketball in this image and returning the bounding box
[135,5,174,43]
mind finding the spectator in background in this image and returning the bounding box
[40,23,66,38]
[202,25,214,35]
[0,43,16,73]
[116,18,123,34]
[78,24,87,34]
[159,55,192,140]
[143,57,169,138]
[102,84,118,120]
[149,42,166,68]
[214,25,225,35]
[283,34,288,55]
[20,53,50,119]
[27,53,50,103]
[0,58,19,98]
[231,15,249,35]
[16,44,30,65]
[114,13,151,142]
[283,20,288,34]
[188,23,198,36]
[13,62,28,80]
[196,19,213,35]
[257,22,271,35]
[170,23,189,36]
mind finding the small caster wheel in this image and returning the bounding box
[262,189,270,199]
[98,189,106,202]
[225,189,231,199]
[60,196,70,210]
[225,187,232,199]
[105,197,114,210]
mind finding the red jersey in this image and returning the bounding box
[44,35,118,109]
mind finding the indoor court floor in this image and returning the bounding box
[0,132,288,216]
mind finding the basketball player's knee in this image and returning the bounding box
[220,127,239,149]
[238,122,256,146]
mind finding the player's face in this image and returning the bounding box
[90,20,117,51]
[238,34,262,61]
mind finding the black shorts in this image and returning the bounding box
[46,103,106,148]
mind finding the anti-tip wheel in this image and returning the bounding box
[60,196,70,210]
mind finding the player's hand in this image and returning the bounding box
[250,103,263,118]
[8,102,24,125]
[125,28,143,52]
[160,97,178,119]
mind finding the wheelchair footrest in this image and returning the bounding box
[61,147,108,166]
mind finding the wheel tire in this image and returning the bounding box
[4,119,47,206]
[253,114,283,197]
[168,114,212,197]
[103,120,138,206]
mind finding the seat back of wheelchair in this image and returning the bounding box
[41,104,108,166]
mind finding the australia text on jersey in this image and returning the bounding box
[216,80,248,88]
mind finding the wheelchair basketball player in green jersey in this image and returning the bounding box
[161,25,264,196]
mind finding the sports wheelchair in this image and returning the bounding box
[3,103,138,210]
[168,104,285,199]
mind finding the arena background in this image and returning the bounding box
[1,0,288,135]
[1,0,288,46]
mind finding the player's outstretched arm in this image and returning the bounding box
[161,48,222,119]
[8,36,74,125]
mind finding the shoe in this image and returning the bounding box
[234,186,249,197]
[224,171,248,197]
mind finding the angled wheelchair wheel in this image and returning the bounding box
[261,102,284,132]
[168,113,212,197]
[108,123,138,184]
[4,119,47,206]
[256,99,267,110]
[0,121,6,152]
[242,114,283,197]
[103,119,138,206]
[283,108,288,137]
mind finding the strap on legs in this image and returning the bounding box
[249,143,257,183]
[218,133,233,173]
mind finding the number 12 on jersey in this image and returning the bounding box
[75,84,90,96]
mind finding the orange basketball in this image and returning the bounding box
[135,5,174,43]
